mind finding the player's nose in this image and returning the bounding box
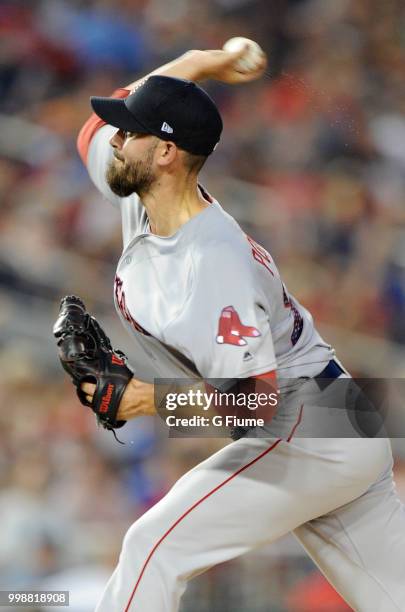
[110,129,125,150]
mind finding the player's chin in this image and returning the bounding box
[106,164,134,197]
[109,182,136,198]
[107,177,135,198]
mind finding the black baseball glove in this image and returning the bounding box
[53,295,133,434]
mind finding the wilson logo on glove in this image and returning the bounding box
[216,305,261,346]
[100,383,115,413]
[111,354,125,366]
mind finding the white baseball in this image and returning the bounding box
[222,37,264,72]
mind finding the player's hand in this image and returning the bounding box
[81,382,97,406]
[128,48,267,93]
[197,48,267,84]
[81,379,156,421]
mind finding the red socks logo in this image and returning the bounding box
[216,306,261,346]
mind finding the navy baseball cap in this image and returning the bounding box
[90,75,223,156]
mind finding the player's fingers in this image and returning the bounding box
[81,382,96,396]
[226,52,267,82]
[232,65,266,82]
[226,43,250,60]
[208,47,250,67]
[223,46,262,72]
[240,52,267,73]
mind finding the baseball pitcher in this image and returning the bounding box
[54,46,405,611]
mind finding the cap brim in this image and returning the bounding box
[90,96,149,134]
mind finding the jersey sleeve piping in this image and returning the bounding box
[77,88,130,165]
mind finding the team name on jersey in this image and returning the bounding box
[246,235,275,276]
[114,275,151,336]
[246,235,303,347]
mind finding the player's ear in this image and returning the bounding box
[156,141,178,167]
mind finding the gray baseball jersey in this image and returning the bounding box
[80,110,405,612]
[86,124,334,381]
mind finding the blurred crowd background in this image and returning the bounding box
[1,0,405,610]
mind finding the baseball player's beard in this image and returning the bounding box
[106,145,157,198]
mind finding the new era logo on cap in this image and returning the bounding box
[161,121,173,134]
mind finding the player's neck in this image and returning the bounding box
[142,176,209,237]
